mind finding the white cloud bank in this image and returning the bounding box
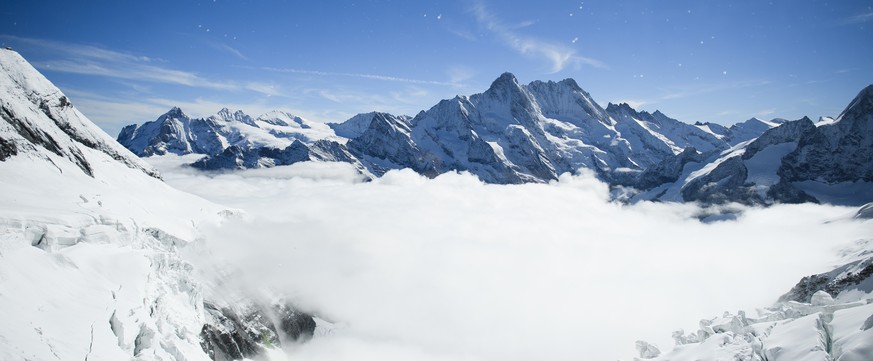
[151,160,871,360]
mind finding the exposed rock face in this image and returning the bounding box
[741,117,815,160]
[780,85,873,184]
[676,118,821,205]
[766,180,819,204]
[329,111,412,139]
[633,147,705,191]
[607,103,727,167]
[629,110,873,206]
[191,139,366,174]
[117,107,226,156]
[681,156,761,204]
[345,112,424,175]
[779,257,873,303]
[723,117,778,145]
[200,302,316,361]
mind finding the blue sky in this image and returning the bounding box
[2,0,872,135]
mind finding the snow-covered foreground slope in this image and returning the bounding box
[638,235,873,361]
[0,48,235,360]
[151,155,873,361]
[0,49,328,361]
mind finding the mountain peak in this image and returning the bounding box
[164,106,186,118]
[557,78,582,91]
[488,72,520,91]
[605,102,636,114]
[837,83,873,121]
[214,108,255,125]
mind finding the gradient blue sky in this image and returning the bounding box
[2,1,872,135]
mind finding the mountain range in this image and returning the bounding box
[118,73,873,206]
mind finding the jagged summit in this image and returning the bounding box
[165,106,185,117]
[161,106,189,119]
[489,72,520,89]
[605,102,636,112]
[837,83,873,121]
[557,77,583,91]
[483,72,529,104]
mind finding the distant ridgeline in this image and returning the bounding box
[117,73,873,206]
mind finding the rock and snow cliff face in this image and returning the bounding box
[0,49,160,179]
[778,85,873,203]
[630,85,873,206]
[0,49,316,361]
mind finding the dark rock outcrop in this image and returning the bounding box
[780,85,873,184]
[200,302,316,361]
[681,156,761,204]
[779,258,873,303]
[634,147,705,190]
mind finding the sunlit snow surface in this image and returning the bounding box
[151,156,873,361]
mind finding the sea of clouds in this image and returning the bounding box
[152,157,872,360]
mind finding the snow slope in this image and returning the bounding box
[0,49,325,361]
[636,235,873,361]
[0,47,238,361]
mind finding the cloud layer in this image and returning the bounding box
[150,160,873,361]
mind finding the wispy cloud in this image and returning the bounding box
[657,79,771,101]
[844,10,873,24]
[1,35,242,90]
[1,34,289,99]
[756,109,776,117]
[470,1,606,72]
[446,65,476,85]
[35,58,238,90]
[208,42,248,61]
[261,66,461,87]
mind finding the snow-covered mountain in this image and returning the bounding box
[342,73,751,184]
[117,73,779,185]
[115,73,873,206]
[116,106,367,173]
[630,85,873,206]
[0,49,318,361]
[118,107,343,157]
